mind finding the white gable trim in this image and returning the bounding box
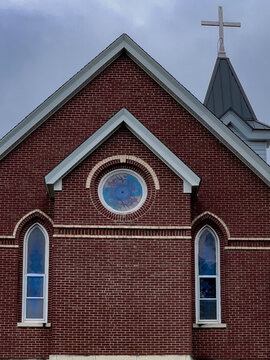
[1,34,270,187]
[44,109,200,198]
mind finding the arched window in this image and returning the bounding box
[195,225,220,323]
[22,224,49,323]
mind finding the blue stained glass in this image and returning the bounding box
[102,172,143,212]
[26,299,43,319]
[200,300,217,320]
[200,278,216,298]
[27,227,45,274]
[199,230,216,275]
[27,277,43,297]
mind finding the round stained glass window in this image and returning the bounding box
[98,169,147,214]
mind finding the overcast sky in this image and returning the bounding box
[0,0,270,140]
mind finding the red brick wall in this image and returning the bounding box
[0,246,51,358]
[193,250,270,360]
[0,54,269,359]
[49,236,192,355]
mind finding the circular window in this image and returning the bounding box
[98,169,147,214]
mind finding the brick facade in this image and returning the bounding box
[0,52,269,359]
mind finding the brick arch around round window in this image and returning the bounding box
[86,155,159,222]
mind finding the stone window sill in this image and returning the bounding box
[193,323,227,329]
[17,322,51,328]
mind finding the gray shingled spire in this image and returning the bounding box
[204,57,270,130]
[202,6,270,161]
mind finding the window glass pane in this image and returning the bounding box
[199,229,216,275]
[27,277,43,297]
[26,299,44,319]
[27,227,45,274]
[102,171,144,213]
[200,278,216,298]
[200,300,217,320]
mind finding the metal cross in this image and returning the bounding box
[201,6,241,58]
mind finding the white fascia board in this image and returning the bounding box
[45,108,200,197]
[221,111,270,141]
[0,35,128,160]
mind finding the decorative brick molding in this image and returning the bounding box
[13,209,54,238]
[227,238,270,248]
[0,243,19,248]
[49,356,193,360]
[229,237,270,241]
[225,246,270,250]
[53,225,191,239]
[86,155,160,190]
[0,210,53,245]
[191,211,230,239]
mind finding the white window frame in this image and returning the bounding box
[22,223,49,323]
[195,225,221,324]
[98,169,147,214]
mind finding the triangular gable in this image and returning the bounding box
[44,108,201,198]
[1,34,270,187]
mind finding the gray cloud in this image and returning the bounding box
[0,0,270,139]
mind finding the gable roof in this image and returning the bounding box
[1,34,270,187]
[204,57,270,130]
[45,108,201,198]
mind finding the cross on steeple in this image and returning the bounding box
[201,6,241,58]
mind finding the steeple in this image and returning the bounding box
[202,7,270,161]
[204,57,259,125]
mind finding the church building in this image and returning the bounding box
[1,8,269,360]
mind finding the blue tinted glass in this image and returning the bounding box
[27,227,45,274]
[27,277,43,297]
[200,278,216,298]
[103,172,143,212]
[200,300,217,320]
[199,230,216,275]
[26,299,43,319]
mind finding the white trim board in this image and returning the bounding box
[1,34,270,188]
[221,111,270,141]
[45,109,201,197]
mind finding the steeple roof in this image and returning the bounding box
[204,57,270,130]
